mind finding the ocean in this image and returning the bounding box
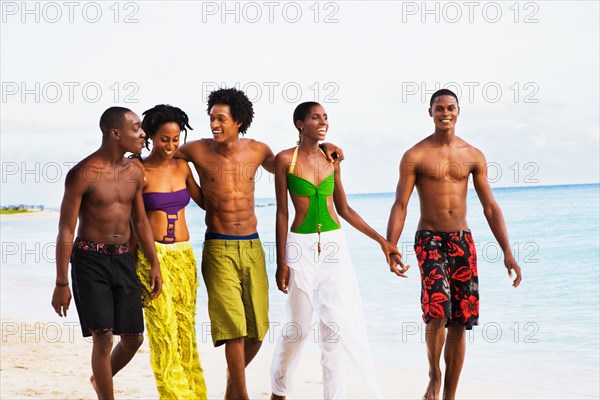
[1,183,598,398]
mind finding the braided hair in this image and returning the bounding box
[141,104,193,150]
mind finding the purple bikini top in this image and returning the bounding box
[143,188,190,243]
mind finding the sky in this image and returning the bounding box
[1,0,599,207]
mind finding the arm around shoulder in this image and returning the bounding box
[176,139,205,163]
[258,140,276,174]
[181,160,205,209]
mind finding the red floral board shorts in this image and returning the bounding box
[414,230,479,330]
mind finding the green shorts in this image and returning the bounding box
[201,237,269,347]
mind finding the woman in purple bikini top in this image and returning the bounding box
[133,104,204,245]
[143,188,192,243]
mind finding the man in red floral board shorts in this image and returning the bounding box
[414,229,479,329]
[386,89,523,400]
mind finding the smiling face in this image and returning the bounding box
[209,104,242,143]
[429,95,460,131]
[297,104,329,142]
[117,111,146,155]
[150,122,180,159]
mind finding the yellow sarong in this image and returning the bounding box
[136,241,207,400]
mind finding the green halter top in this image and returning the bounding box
[287,146,341,234]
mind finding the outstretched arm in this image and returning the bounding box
[386,151,417,275]
[472,149,522,288]
[274,152,291,293]
[333,164,408,277]
[52,168,86,317]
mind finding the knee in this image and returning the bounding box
[446,324,466,342]
[281,323,309,344]
[92,330,114,355]
[245,337,263,350]
[225,337,245,348]
[120,334,144,350]
[427,318,447,330]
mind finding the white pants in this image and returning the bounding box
[270,230,382,399]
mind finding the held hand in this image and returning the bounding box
[504,254,522,288]
[320,142,345,165]
[51,286,72,317]
[380,240,410,278]
[379,239,398,265]
[389,253,411,278]
[149,266,163,299]
[276,264,290,294]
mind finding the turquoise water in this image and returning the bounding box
[1,184,598,397]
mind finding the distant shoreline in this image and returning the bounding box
[254,182,600,202]
[0,209,31,215]
[6,182,599,209]
[0,209,58,220]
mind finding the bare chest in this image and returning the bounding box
[416,158,474,183]
[196,156,263,187]
[82,166,138,206]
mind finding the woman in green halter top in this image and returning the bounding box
[270,102,402,399]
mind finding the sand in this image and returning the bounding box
[0,211,571,399]
[1,314,570,399]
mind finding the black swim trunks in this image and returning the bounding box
[71,237,144,337]
[414,230,479,330]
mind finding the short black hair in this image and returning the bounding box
[430,89,459,107]
[99,106,132,136]
[141,104,193,150]
[206,88,254,135]
[292,101,321,132]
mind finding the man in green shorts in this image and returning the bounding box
[177,88,341,400]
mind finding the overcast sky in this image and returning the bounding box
[1,1,598,207]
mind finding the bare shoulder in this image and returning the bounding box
[275,147,295,164]
[64,160,86,186]
[454,138,487,174]
[122,157,145,180]
[130,156,146,170]
[174,157,191,167]
[457,137,486,159]
[174,157,193,173]
[65,154,99,183]
[403,137,432,162]
[245,138,272,153]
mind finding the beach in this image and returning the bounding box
[0,315,567,399]
[1,185,599,399]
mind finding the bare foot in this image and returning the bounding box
[422,370,441,400]
[90,375,99,397]
[271,394,286,400]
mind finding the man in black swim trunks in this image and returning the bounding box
[51,106,163,400]
[386,89,522,400]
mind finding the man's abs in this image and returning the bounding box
[203,194,258,236]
